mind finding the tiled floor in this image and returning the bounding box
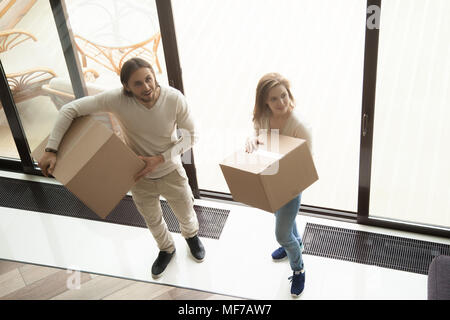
[1,171,449,300]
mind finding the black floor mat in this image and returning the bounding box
[0,176,229,240]
[302,223,450,275]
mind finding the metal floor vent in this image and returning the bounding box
[302,223,450,275]
[0,177,229,240]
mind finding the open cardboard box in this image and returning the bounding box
[220,133,318,213]
[32,116,145,219]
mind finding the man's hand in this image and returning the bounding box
[38,152,57,177]
[134,155,165,181]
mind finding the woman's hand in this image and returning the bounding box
[245,136,264,153]
[134,155,165,181]
[38,152,57,177]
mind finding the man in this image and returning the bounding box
[38,57,205,279]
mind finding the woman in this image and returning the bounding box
[246,72,312,297]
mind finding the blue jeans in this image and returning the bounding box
[275,193,304,271]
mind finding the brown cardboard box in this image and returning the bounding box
[219,133,318,213]
[32,116,145,219]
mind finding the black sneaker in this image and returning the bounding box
[186,235,205,262]
[151,249,175,279]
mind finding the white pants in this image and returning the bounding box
[130,167,199,253]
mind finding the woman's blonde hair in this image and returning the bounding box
[252,72,295,124]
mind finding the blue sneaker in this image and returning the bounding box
[289,270,305,297]
[271,247,287,261]
[271,243,304,261]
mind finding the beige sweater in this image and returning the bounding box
[254,110,313,153]
[46,85,198,178]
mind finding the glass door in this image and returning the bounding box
[364,0,450,233]
[172,0,367,213]
[0,0,68,163]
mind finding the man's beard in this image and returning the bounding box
[138,92,153,103]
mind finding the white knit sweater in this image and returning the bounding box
[46,85,198,178]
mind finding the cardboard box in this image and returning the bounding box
[219,133,318,213]
[32,116,145,219]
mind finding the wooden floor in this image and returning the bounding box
[0,259,243,300]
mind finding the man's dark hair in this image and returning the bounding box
[120,57,158,97]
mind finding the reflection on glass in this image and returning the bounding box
[65,0,167,88]
[61,0,167,139]
[172,0,366,212]
[0,0,167,162]
[370,0,450,228]
[0,0,64,159]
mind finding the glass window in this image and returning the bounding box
[370,0,450,228]
[62,0,168,140]
[65,0,168,88]
[172,0,366,212]
[0,0,168,163]
[0,0,67,158]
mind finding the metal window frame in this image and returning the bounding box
[49,0,88,99]
[155,0,200,198]
[0,60,35,173]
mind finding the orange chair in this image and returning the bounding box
[74,32,162,76]
[0,29,37,53]
[1,68,56,108]
[0,30,56,107]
